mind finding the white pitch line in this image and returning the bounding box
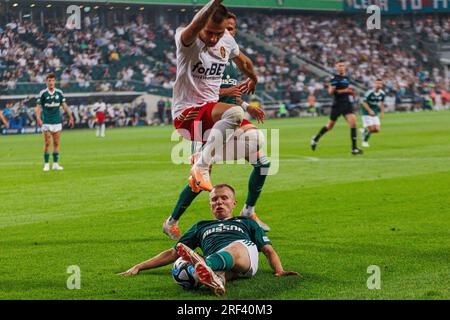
[302,157,320,161]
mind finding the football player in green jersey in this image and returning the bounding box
[36,74,74,171]
[121,184,298,296]
[359,79,385,148]
[163,12,272,241]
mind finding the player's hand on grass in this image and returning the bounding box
[247,105,265,124]
[379,112,384,119]
[118,265,140,276]
[274,270,299,277]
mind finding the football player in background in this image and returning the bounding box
[359,79,385,147]
[94,100,107,138]
[310,61,363,155]
[36,73,75,171]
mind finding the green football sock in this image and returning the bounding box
[53,152,59,163]
[364,129,371,142]
[170,184,201,221]
[205,251,234,271]
[245,156,271,208]
[44,153,50,164]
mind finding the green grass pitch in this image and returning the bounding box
[1,111,449,300]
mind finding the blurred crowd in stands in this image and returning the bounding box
[240,14,449,101]
[1,10,449,128]
[0,98,150,130]
[0,14,176,94]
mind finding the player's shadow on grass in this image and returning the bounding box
[135,270,306,299]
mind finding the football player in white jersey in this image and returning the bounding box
[172,0,265,192]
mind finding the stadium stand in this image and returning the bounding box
[1,7,449,132]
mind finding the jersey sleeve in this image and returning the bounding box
[175,27,196,51]
[248,219,272,250]
[329,76,338,86]
[60,90,66,103]
[36,92,43,106]
[174,223,200,251]
[363,90,372,102]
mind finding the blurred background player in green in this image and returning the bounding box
[36,73,74,171]
[163,12,271,240]
[359,79,385,148]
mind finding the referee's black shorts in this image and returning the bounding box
[330,103,354,121]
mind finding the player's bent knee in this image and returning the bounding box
[234,128,265,162]
[222,105,245,125]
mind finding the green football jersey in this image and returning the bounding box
[361,89,385,116]
[219,60,240,105]
[175,216,272,257]
[37,88,66,124]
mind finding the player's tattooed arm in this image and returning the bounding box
[181,0,224,47]
[261,245,299,277]
[0,112,8,127]
[36,104,43,127]
[362,101,375,116]
[61,102,75,128]
[119,248,179,276]
[233,52,257,94]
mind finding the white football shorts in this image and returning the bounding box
[219,239,259,278]
[42,123,62,133]
[362,116,380,128]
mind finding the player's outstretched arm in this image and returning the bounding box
[181,0,224,47]
[261,245,299,277]
[118,248,179,276]
[232,52,258,94]
[62,102,75,128]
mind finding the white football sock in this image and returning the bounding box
[242,205,255,216]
